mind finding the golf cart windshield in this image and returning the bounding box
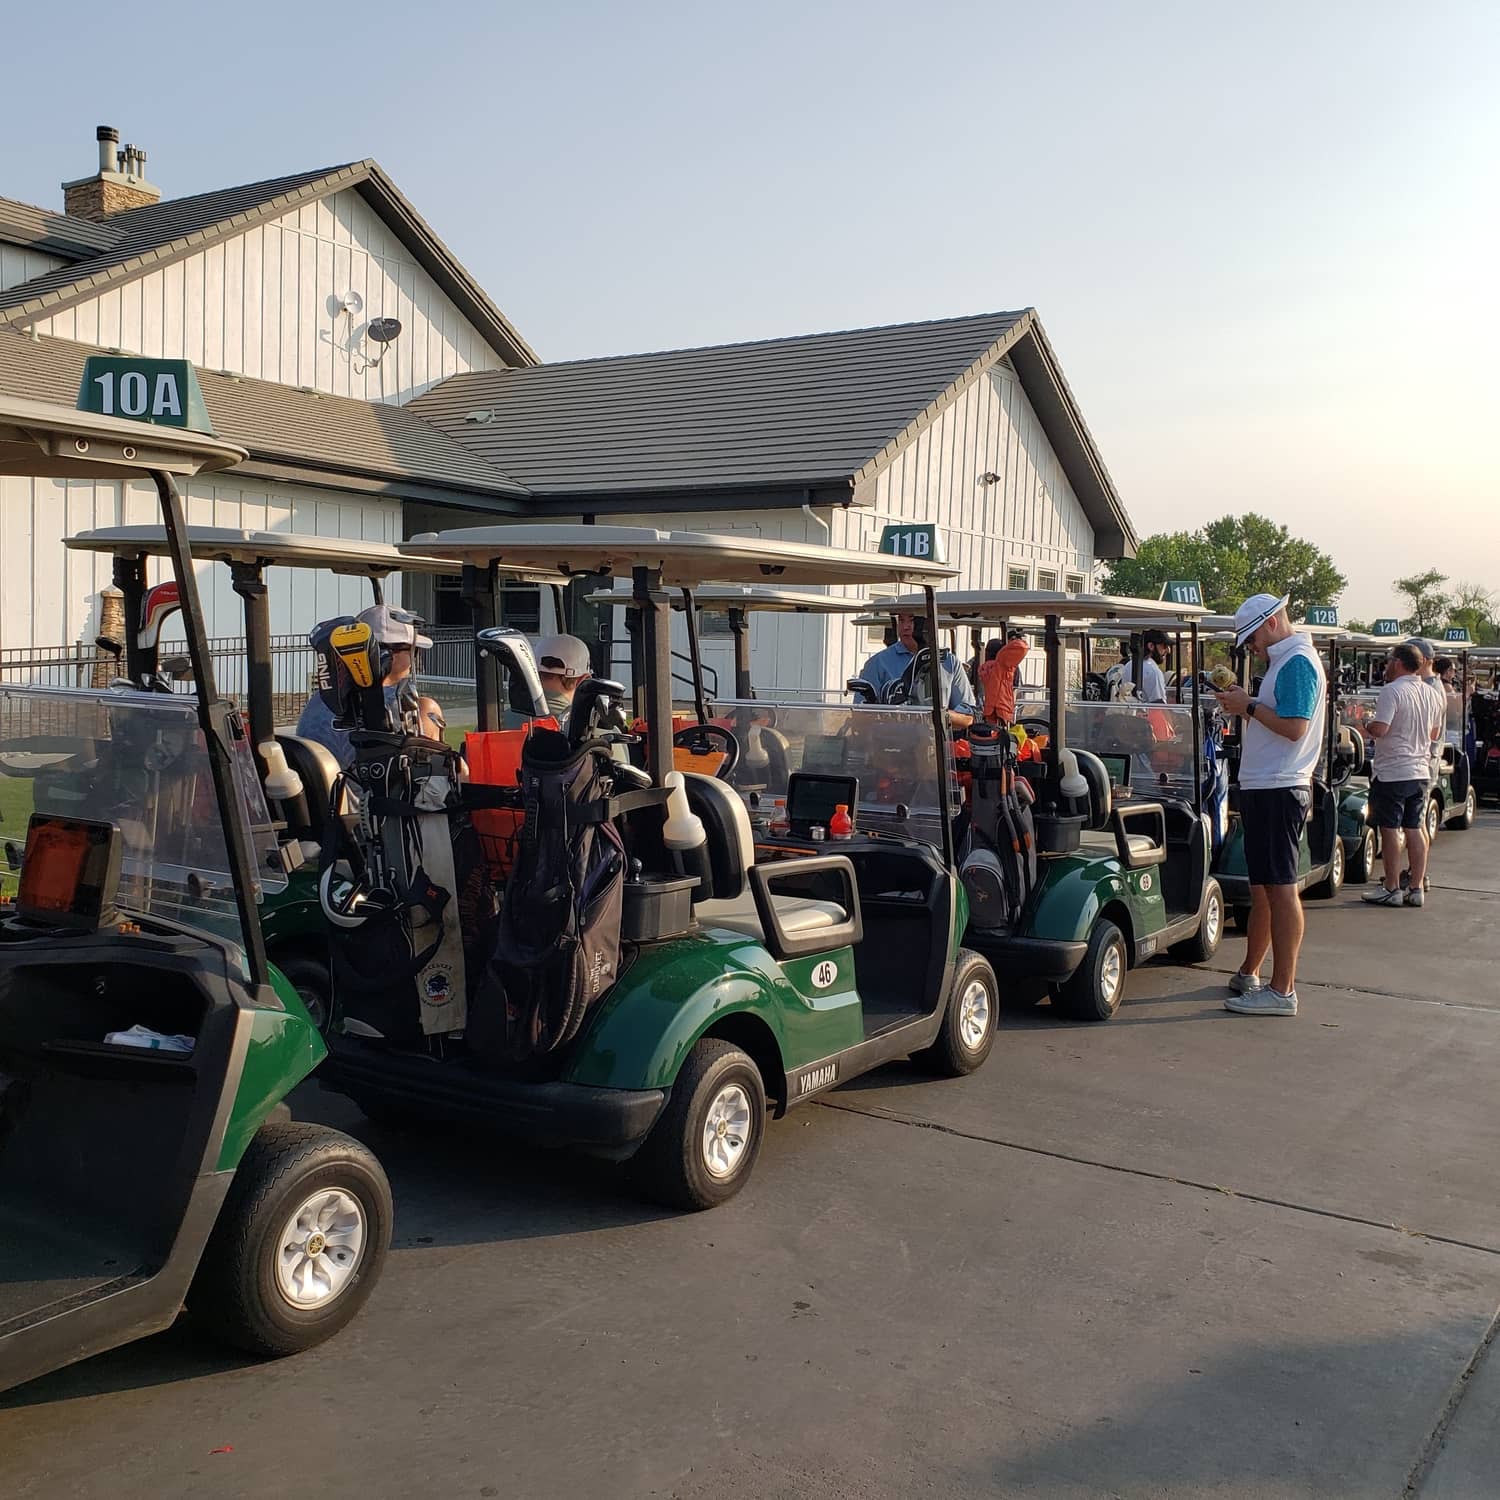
[717,700,955,844]
[0,686,283,957]
[1064,700,1203,800]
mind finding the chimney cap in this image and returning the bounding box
[96,125,119,142]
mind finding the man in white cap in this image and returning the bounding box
[533,633,592,722]
[1213,593,1327,1016]
[297,604,445,765]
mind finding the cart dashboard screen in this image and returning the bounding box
[787,773,859,835]
[16,815,122,930]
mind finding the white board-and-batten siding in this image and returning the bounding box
[23,189,506,406]
[0,472,400,659]
[1,245,68,293]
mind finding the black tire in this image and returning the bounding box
[1055,918,1128,1022]
[188,1122,392,1357]
[273,952,332,1037]
[1447,786,1476,831]
[1171,879,1223,964]
[635,1039,767,1211]
[915,949,998,1076]
[1346,828,1375,884]
[1308,832,1345,899]
[1232,905,1252,934]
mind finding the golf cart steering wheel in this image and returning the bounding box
[1018,716,1052,740]
[672,724,739,779]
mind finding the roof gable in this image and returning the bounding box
[0,162,536,368]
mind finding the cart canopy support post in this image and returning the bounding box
[462,562,499,731]
[1190,620,1202,817]
[729,605,752,699]
[153,471,269,985]
[230,559,274,777]
[680,586,709,725]
[923,586,955,869]
[112,551,149,686]
[1046,613,1066,773]
[637,565,673,786]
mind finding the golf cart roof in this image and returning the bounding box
[584,583,878,614]
[0,393,245,479]
[401,524,958,589]
[1460,646,1500,662]
[869,589,1209,625]
[65,524,476,578]
[1295,621,1346,641]
[1334,631,1386,646]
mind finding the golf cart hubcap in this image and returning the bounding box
[275,1188,366,1308]
[1205,893,1221,945]
[958,978,991,1049]
[1101,943,1123,1003]
[702,1083,752,1179]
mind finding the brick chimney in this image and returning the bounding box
[62,125,161,220]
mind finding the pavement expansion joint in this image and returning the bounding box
[817,1098,1500,1259]
[1404,1299,1500,1497]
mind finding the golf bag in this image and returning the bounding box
[958,723,1038,931]
[313,618,497,1044]
[471,730,628,1062]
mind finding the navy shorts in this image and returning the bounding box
[1240,786,1311,886]
[1369,777,1428,831]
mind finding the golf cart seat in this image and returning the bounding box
[274,732,342,845]
[1080,829,1159,858]
[680,773,850,940]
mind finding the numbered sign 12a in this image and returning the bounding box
[1372,618,1401,637]
[77,356,214,433]
[878,522,946,563]
[1159,580,1204,606]
[1305,606,1339,627]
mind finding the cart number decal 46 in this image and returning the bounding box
[810,959,839,989]
[797,1062,839,1097]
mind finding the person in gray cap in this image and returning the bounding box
[533,634,592,722]
[297,604,445,765]
[1212,592,1327,1016]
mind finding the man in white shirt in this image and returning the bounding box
[1118,630,1170,703]
[1214,594,1327,1016]
[1363,641,1443,906]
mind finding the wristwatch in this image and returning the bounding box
[1247,700,1259,720]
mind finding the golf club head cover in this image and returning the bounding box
[476,626,548,718]
[566,677,625,745]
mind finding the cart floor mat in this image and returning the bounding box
[860,990,930,1041]
[0,1209,143,1331]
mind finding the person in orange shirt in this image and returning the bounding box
[979,631,1030,725]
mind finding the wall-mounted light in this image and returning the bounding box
[979,471,1002,486]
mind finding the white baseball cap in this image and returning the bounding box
[1233,593,1290,646]
[357,604,432,650]
[533,634,591,678]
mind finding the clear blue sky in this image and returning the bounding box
[6,0,1497,619]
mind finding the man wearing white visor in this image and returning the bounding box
[1212,593,1327,1016]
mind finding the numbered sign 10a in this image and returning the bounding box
[77,356,214,433]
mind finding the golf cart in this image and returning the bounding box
[1463,646,1500,805]
[0,383,389,1394]
[858,589,1219,1021]
[62,524,483,1029]
[315,523,997,1210]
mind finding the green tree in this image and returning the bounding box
[1394,570,1451,634]
[1448,582,1499,646]
[1101,512,1346,617]
[1344,618,1372,633]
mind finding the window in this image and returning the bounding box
[1066,573,1086,594]
[1037,568,1059,592]
[498,583,541,634]
[698,609,733,639]
[1007,565,1030,591]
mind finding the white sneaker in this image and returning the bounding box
[1406,889,1425,908]
[1225,987,1297,1016]
[1227,971,1263,995]
[1362,885,1404,907]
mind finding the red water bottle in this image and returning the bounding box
[829,803,853,840]
[769,798,790,836]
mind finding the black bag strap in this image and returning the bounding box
[577,786,672,823]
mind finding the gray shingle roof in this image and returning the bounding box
[410,311,1136,554]
[0,196,118,258]
[0,162,537,368]
[413,312,1028,495]
[0,328,527,504]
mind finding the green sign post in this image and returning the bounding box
[1372,619,1401,637]
[878,522,945,563]
[1305,606,1339,627]
[77,356,214,433]
[1159,580,1204,607]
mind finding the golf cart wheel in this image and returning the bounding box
[1171,879,1223,964]
[189,1122,392,1357]
[1308,832,1345,899]
[273,952,332,1036]
[916,949,998,1076]
[1346,828,1376,884]
[1424,795,1441,845]
[1055,919,1128,1022]
[636,1038,767,1211]
[1447,786,1476,831]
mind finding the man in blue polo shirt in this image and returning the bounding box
[1212,593,1327,1017]
[860,611,976,727]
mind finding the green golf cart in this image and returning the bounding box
[858,588,1219,1021]
[317,523,998,1210]
[0,384,389,1394]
